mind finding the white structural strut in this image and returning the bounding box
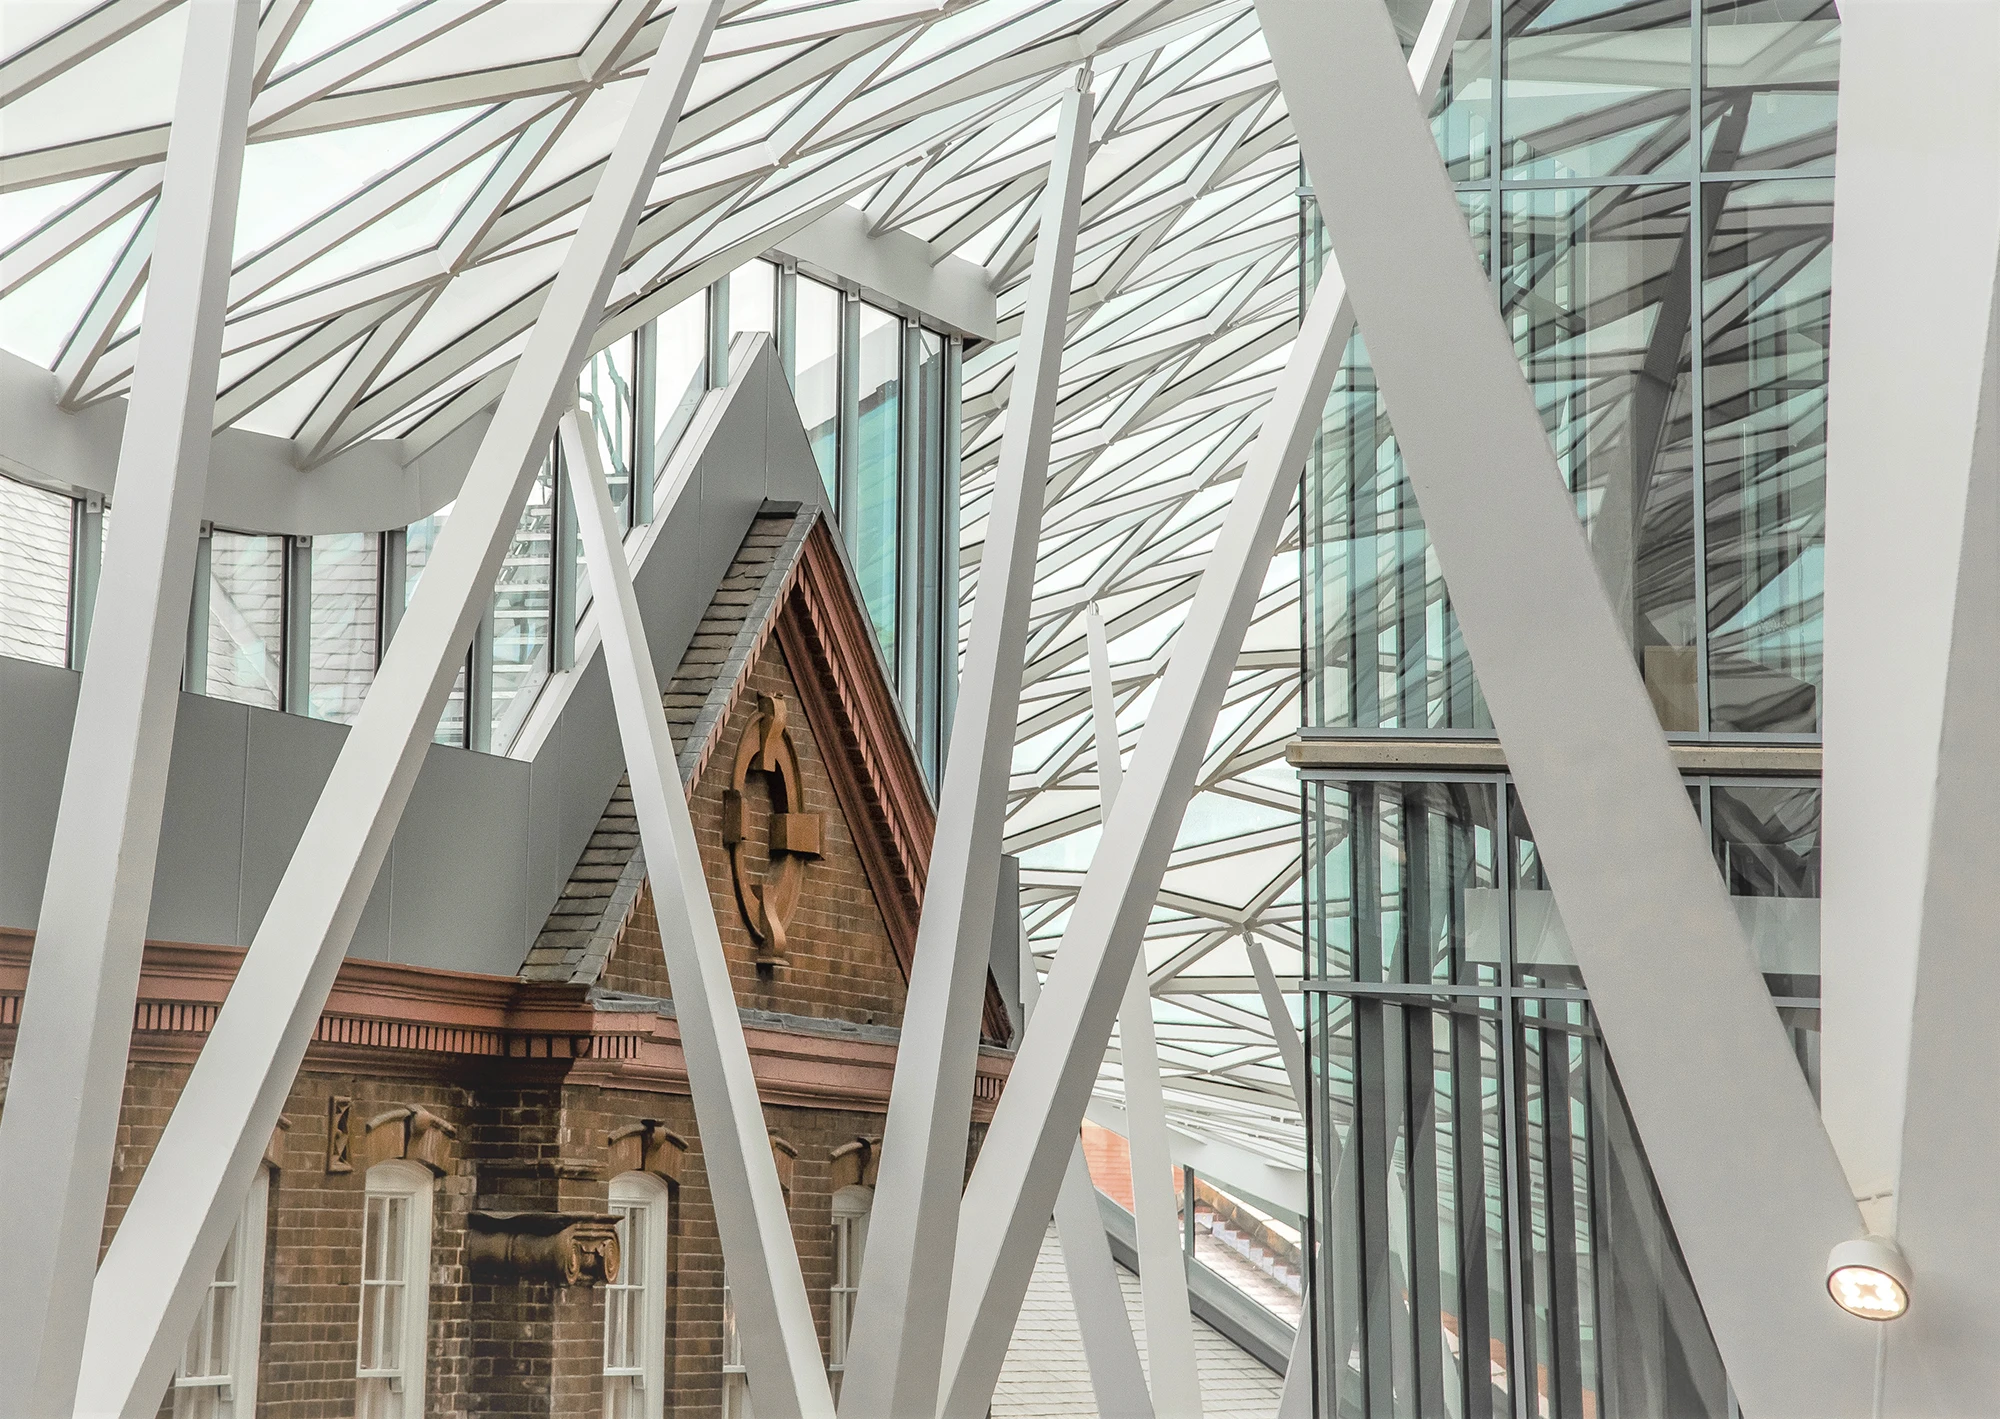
[1821,7,2000,1405]
[70,8,726,1416]
[1093,605,1204,1419]
[1263,1,1874,1413]
[0,6,258,1415]
[935,12,1464,1414]
[562,410,834,1419]
[1886,270,2000,1412]
[838,72,1093,1419]
[1022,929,1157,1419]
[1244,934,1311,1419]
[1820,0,2000,1240]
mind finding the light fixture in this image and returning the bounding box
[1825,1236,1912,1321]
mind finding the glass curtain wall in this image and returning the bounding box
[1305,774,1821,1418]
[1301,5,1837,1417]
[1,269,964,780]
[1305,0,1836,738]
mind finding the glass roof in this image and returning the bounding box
[0,0,1306,1167]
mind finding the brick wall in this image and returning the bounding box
[601,638,909,1031]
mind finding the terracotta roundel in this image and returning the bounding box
[721,692,824,965]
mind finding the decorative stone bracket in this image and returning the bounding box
[466,1212,622,1287]
[723,692,824,967]
[607,1119,689,1181]
[768,1128,798,1206]
[359,1103,458,1175]
[829,1136,883,1193]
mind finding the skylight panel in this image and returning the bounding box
[0,2,184,156]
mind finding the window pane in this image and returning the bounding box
[795,277,841,497]
[205,531,284,709]
[490,454,553,750]
[652,292,707,487]
[1703,2,1839,175]
[1712,782,1821,999]
[1702,180,1830,734]
[1502,0,1692,180]
[309,532,377,723]
[1502,184,1700,730]
[852,303,901,664]
[0,475,71,665]
[730,258,777,341]
[581,336,637,528]
[407,507,467,746]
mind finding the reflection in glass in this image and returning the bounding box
[796,277,842,497]
[406,506,467,747]
[1501,0,1692,181]
[1702,180,1829,733]
[652,292,707,491]
[730,258,777,341]
[309,531,377,723]
[580,335,637,529]
[853,303,901,663]
[490,455,554,751]
[1305,780,1502,988]
[1711,780,1821,1065]
[1502,184,1700,729]
[1703,1,1839,174]
[205,531,285,710]
[0,475,72,666]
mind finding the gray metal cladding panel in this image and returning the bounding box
[147,693,249,946]
[383,741,530,973]
[0,658,75,930]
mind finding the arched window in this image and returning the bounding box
[605,1171,672,1419]
[172,1165,269,1418]
[827,1184,873,1401]
[357,1159,433,1419]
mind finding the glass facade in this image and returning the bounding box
[1,261,963,778]
[1301,6,1838,1416]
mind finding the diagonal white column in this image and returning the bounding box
[1818,0,2000,1243]
[935,11,1468,1414]
[837,70,1093,1419]
[70,8,725,1416]
[1261,1,1873,1411]
[1884,268,2000,1414]
[1091,604,1203,1419]
[1022,929,1156,1419]
[562,409,834,1419]
[0,7,259,1415]
[1245,933,1311,1419]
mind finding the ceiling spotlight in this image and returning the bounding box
[1825,1236,1912,1321]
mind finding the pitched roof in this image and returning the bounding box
[520,500,1012,1044]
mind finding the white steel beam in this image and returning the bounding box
[1092,603,1204,1419]
[0,8,257,1416]
[836,71,1092,1419]
[1820,6,2000,1405]
[1819,0,2000,1238]
[1261,1,1874,1412]
[67,8,725,1416]
[562,409,833,1418]
[1022,929,1156,1419]
[935,14,1463,1414]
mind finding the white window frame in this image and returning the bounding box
[604,1171,671,1419]
[357,1158,432,1419]
[172,1164,269,1418]
[827,1184,873,1400]
[722,1264,754,1419]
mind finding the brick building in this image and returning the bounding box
[0,503,1010,1419]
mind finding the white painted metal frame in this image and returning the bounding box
[65,9,726,1415]
[837,71,1094,1419]
[1261,0,1875,1412]
[561,408,832,1419]
[1819,5,2000,1406]
[0,8,259,1414]
[1093,602,1203,1419]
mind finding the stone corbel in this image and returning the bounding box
[263,1114,292,1171]
[466,1212,622,1287]
[360,1103,459,1175]
[607,1119,689,1182]
[829,1136,883,1193]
